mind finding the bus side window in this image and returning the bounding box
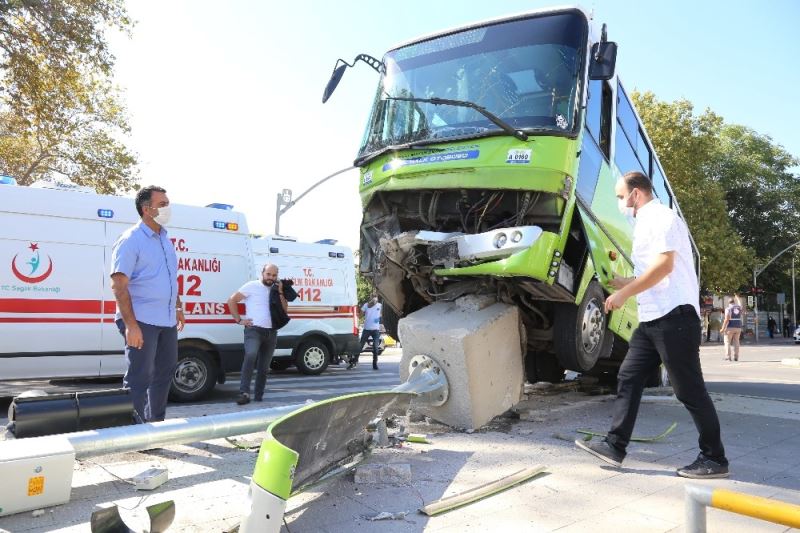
[614,84,646,176]
[585,80,612,160]
[586,80,601,144]
[652,164,672,208]
[599,81,612,159]
[614,126,644,175]
[636,128,652,175]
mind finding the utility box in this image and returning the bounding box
[0,436,75,516]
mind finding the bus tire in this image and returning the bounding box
[270,359,293,371]
[295,339,330,375]
[554,281,613,371]
[170,348,217,402]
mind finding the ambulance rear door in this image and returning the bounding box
[0,186,107,379]
[252,238,355,356]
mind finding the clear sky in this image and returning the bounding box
[108,0,799,251]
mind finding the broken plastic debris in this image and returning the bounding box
[577,421,677,442]
[421,465,547,516]
[405,433,431,444]
[367,511,408,521]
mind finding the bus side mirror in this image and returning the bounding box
[589,41,618,80]
[322,63,348,103]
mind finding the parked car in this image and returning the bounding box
[794,325,800,344]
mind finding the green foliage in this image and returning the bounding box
[709,125,800,290]
[0,0,138,192]
[631,91,753,293]
[355,268,374,306]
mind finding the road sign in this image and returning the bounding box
[747,295,754,308]
[777,292,786,305]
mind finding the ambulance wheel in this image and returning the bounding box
[295,340,330,375]
[554,281,613,372]
[170,348,217,402]
[270,359,293,371]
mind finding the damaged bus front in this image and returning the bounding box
[322,7,695,382]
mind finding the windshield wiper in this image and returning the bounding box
[382,94,528,141]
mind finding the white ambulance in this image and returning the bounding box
[0,180,360,401]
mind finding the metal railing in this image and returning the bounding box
[685,484,800,532]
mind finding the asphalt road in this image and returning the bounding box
[1,343,797,423]
[0,350,404,423]
[699,342,800,401]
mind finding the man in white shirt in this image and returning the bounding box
[227,264,288,405]
[355,294,382,370]
[576,171,728,479]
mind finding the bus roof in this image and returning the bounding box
[0,183,250,234]
[386,5,593,54]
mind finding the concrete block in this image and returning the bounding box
[354,463,412,484]
[455,294,496,312]
[399,300,523,430]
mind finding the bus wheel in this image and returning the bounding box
[170,348,217,402]
[554,281,613,371]
[295,340,330,375]
[270,359,293,371]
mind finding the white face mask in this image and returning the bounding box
[152,205,171,226]
[617,190,635,218]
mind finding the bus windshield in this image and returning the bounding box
[358,11,587,161]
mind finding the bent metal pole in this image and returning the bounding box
[0,402,309,516]
[67,402,307,459]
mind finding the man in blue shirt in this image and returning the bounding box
[110,185,184,423]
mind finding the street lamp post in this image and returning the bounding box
[793,254,797,331]
[752,240,800,343]
[754,266,760,342]
[273,166,355,236]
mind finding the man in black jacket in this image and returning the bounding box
[227,264,290,405]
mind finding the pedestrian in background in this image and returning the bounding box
[354,293,382,370]
[227,264,293,405]
[576,171,728,479]
[720,297,743,361]
[767,315,776,339]
[110,185,184,423]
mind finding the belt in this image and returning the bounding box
[644,304,696,324]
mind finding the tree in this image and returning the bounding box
[0,0,138,193]
[631,91,753,293]
[355,268,374,306]
[709,125,800,290]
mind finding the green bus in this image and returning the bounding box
[323,6,698,382]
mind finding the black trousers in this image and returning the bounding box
[355,329,380,365]
[606,305,727,463]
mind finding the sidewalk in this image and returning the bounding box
[2,389,798,532]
